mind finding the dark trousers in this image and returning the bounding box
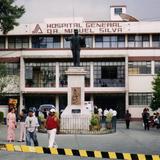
[126,120,130,129]
[144,120,150,130]
[72,49,80,66]
[26,130,39,146]
[112,116,117,132]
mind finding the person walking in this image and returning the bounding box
[46,108,59,148]
[125,110,131,129]
[142,108,150,131]
[7,108,17,142]
[18,109,27,142]
[25,109,39,146]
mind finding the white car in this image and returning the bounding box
[39,104,55,112]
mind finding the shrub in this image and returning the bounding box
[0,112,4,123]
[105,112,113,123]
[90,114,100,126]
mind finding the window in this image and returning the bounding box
[0,36,5,49]
[94,61,125,87]
[32,36,61,48]
[155,61,160,74]
[129,93,152,105]
[8,36,29,49]
[59,62,73,87]
[63,35,93,48]
[59,62,90,87]
[95,35,125,48]
[85,36,93,48]
[63,36,70,48]
[101,66,117,79]
[25,62,56,87]
[0,63,19,75]
[128,35,150,48]
[114,8,122,15]
[128,61,151,75]
[152,34,160,47]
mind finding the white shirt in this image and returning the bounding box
[112,110,117,116]
[25,116,39,132]
[98,108,103,116]
[104,109,109,116]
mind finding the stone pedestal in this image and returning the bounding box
[61,67,91,133]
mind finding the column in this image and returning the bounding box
[90,94,94,103]
[125,34,128,48]
[92,35,95,48]
[56,62,59,88]
[61,36,64,48]
[20,57,25,90]
[125,56,129,110]
[151,60,155,75]
[5,37,8,49]
[19,92,24,112]
[55,95,59,113]
[150,34,152,48]
[29,36,32,48]
[90,62,94,88]
[19,57,25,112]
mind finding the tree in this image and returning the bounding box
[150,73,160,111]
[0,0,25,34]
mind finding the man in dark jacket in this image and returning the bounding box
[142,108,150,131]
[125,110,131,129]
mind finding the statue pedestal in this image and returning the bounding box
[61,67,91,133]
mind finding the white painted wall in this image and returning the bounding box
[0,105,8,118]
[1,20,160,35]
[110,6,126,21]
[129,107,146,118]
[128,76,153,92]
[129,106,159,118]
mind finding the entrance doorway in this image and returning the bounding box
[24,94,55,111]
[93,93,125,119]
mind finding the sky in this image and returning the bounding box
[15,0,160,23]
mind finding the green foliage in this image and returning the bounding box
[0,111,4,123]
[105,112,113,122]
[0,0,25,34]
[150,73,160,111]
[90,114,100,126]
[0,63,7,77]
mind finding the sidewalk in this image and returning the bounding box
[0,121,159,160]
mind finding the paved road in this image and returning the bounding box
[0,121,159,160]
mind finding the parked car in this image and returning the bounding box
[39,104,55,112]
[38,104,55,133]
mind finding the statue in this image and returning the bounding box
[65,29,86,67]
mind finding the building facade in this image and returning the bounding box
[1,6,160,118]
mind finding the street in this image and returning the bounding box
[0,121,159,160]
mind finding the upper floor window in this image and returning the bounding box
[94,61,125,87]
[32,36,61,48]
[0,62,19,75]
[63,35,93,48]
[155,61,160,74]
[95,35,125,48]
[128,34,150,48]
[114,8,122,15]
[25,62,56,87]
[0,37,5,49]
[8,36,29,49]
[128,61,151,75]
[152,34,160,48]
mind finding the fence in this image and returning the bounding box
[60,115,113,134]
